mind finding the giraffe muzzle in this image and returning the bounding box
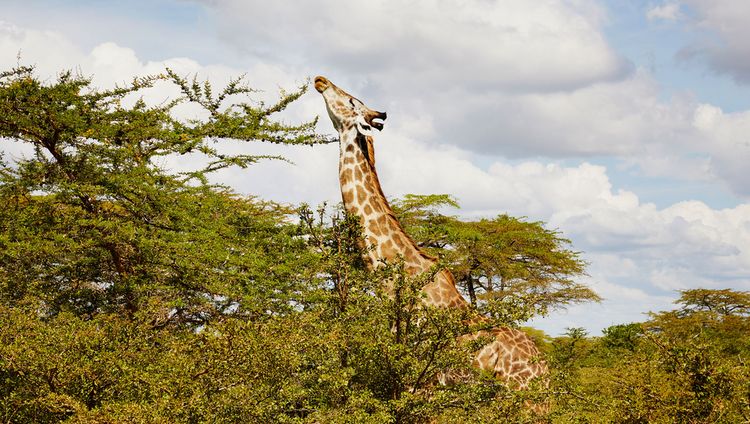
[367,111,387,131]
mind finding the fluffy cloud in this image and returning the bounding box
[191,2,750,198]
[530,276,676,336]
[0,21,320,177]
[429,70,692,157]
[691,105,750,196]
[202,0,629,93]
[0,20,307,109]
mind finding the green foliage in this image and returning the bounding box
[601,323,643,352]
[0,65,324,324]
[295,206,535,423]
[11,65,747,423]
[548,289,750,423]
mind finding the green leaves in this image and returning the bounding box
[546,290,750,423]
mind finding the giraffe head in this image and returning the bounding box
[314,76,387,135]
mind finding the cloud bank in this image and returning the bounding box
[192,1,750,198]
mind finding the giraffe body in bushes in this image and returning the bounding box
[314,76,547,389]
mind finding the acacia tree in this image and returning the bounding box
[0,65,327,325]
[675,288,750,317]
[391,194,598,323]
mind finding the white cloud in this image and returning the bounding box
[187,1,750,198]
[0,22,321,182]
[690,105,750,196]
[530,276,676,336]
[433,70,694,157]
[647,3,682,21]
[202,0,629,93]
[0,20,82,76]
[0,21,308,110]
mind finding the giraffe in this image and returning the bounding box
[314,76,548,391]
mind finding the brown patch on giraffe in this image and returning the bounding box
[345,144,355,153]
[356,186,367,204]
[381,240,397,258]
[376,214,388,227]
[517,369,533,381]
[363,204,373,215]
[385,219,401,234]
[381,239,395,252]
[476,349,492,364]
[364,181,378,196]
[343,156,355,165]
[391,235,407,250]
[510,363,525,374]
[368,222,382,237]
[439,287,450,300]
[500,358,512,371]
[340,168,353,184]
[354,167,363,181]
[368,199,383,213]
[448,296,466,308]
[342,190,354,205]
[364,135,376,164]
[398,234,414,250]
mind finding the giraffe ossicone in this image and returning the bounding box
[315,75,548,390]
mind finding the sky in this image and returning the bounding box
[2,0,750,336]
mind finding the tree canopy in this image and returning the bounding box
[0,65,327,325]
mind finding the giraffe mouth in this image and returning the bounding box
[367,111,387,131]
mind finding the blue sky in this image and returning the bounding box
[2,0,749,335]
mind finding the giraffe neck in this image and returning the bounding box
[337,127,467,308]
[338,127,430,272]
